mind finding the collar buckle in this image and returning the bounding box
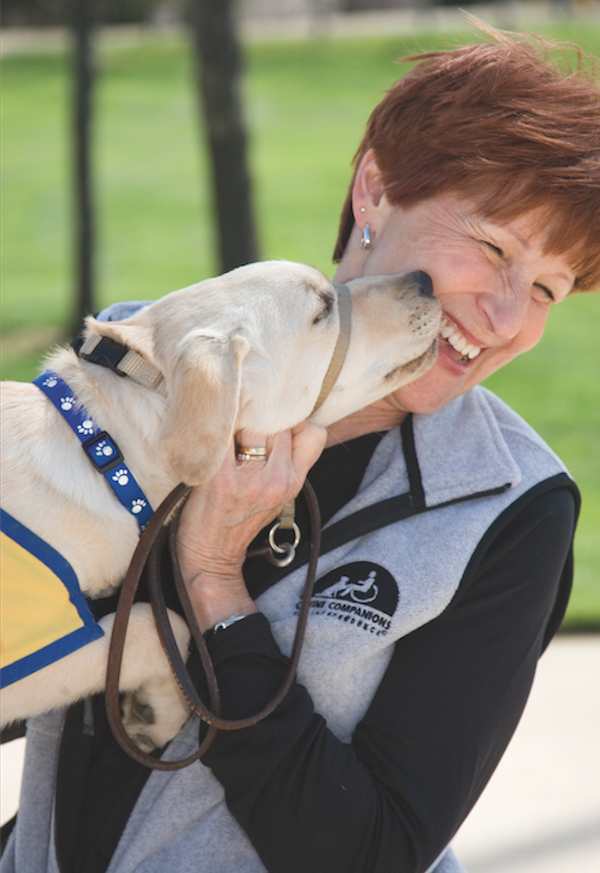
[82,431,125,473]
[74,333,168,398]
[77,335,129,376]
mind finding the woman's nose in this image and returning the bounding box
[480,278,530,339]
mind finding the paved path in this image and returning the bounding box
[239,2,600,42]
[2,2,600,56]
[2,635,599,871]
[452,635,600,872]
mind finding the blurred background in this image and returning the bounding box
[1,2,599,867]
[2,0,598,631]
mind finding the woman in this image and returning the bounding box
[4,28,600,873]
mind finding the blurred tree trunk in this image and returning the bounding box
[188,0,259,273]
[71,0,95,333]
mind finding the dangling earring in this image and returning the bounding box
[360,223,371,250]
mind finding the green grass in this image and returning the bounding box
[2,19,599,628]
[483,293,600,630]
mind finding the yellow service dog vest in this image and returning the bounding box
[0,508,103,687]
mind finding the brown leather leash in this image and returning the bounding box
[104,283,351,768]
[105,479,321,770]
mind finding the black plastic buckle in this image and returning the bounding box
[78,336,129,377]
[82,431,125,473]
[71,333,85,355]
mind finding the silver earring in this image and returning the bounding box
[360,223,371,250]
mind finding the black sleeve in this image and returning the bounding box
[197,483,577,873]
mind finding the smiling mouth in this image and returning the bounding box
[440,317,482,364]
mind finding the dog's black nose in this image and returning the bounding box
[410,270,434,298]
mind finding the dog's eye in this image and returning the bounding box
[313,292,334,324]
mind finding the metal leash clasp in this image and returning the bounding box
[248,500,300,567]
[266,521,301,567]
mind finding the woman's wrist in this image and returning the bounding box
[176,518,259,632]
[182,569,257,634]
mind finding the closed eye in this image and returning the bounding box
[533,283,555,302]
[483,241,504,257]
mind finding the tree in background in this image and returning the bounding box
[71,0,95,332]
[188,0,259,272]
[6,0,259,316]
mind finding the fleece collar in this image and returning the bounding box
[413,387,523,507]
[328,385,567,533]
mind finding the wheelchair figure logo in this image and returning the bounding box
[321,569,379,603]
[303,562,399,634]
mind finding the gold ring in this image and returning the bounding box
[236,446,267,461]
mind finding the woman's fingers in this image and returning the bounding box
[236,423,326,503]
[234,430,270,464]
[177,423,326,574]
[290,421,327,483]
[175,423,327,628]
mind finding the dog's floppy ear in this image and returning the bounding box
[159,331,251,485]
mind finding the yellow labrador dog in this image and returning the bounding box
[1,260,440,750]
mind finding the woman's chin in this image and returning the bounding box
[392,356,476,415]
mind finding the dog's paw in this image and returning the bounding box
[102,603,193,752]
[121,676,191,753]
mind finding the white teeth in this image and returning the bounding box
[441,318,482,359]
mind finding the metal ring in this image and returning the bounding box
[268,521,301,555]
[236,446,267,461]
[265,541,296,568]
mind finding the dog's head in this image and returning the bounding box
[309,269,442,426]
[87,262,441,486]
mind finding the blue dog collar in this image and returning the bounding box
[33,371,153,531]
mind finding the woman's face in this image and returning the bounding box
[337,189,575,416]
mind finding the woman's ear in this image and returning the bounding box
[352,148,387,219]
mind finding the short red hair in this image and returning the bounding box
[333,31,600,291]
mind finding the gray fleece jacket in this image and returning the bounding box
[1,386,572,873]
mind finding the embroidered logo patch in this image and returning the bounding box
[300,562,399,636]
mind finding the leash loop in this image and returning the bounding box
[106,480,321,770]
[104,483,219,770]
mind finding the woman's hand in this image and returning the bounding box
[176,421,327,632]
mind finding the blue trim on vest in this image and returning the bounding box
[32,371,153,531]
[0,508,105,687]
